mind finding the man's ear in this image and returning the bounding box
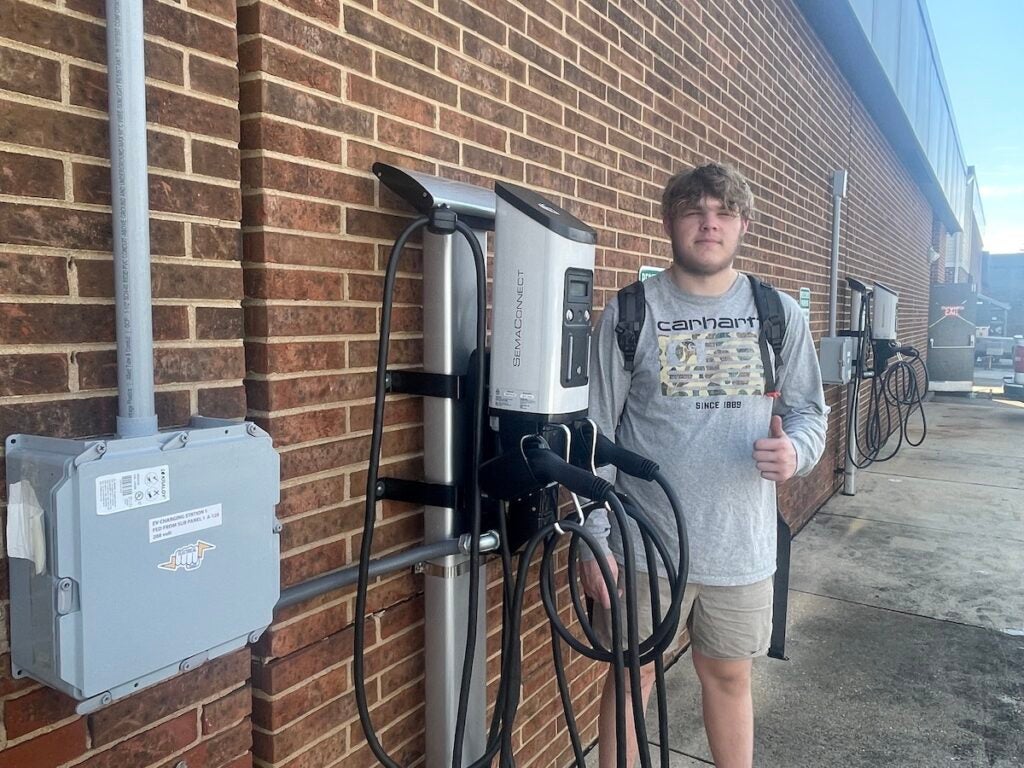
[740,217,750,237]
[662,217,672,237]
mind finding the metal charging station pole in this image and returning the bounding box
[422,228,487,768]
[371,164,495,768]
[843,288,863,496]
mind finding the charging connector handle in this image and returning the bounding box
[593,433,660,481]
[523,442,613,502]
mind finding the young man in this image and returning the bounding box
[582,163,827,768]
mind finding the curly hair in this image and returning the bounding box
[661,163,755,221]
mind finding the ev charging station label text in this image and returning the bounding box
[95,465,170,515]
[149,504,222,543]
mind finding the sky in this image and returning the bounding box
[925,0,1024,254]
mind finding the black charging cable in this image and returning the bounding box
[498,430,690,768]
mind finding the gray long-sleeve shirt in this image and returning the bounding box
[585,269,828,586]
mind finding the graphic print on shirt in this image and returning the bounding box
[658,330,765,397]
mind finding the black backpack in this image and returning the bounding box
[614,273,787,396]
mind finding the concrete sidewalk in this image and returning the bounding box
[634,396,1024,767]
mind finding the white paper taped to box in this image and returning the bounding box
[6,480,46,575]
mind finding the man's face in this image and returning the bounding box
[664,196,749,276]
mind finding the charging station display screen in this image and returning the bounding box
[568,279,590,299]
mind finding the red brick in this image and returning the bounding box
[245,340,344,375]
[0,100,108,158]
[197,307,244,340]
[245,79,373,138]
[144,1,237,61]
[461,90,524,131]
[244,4,370,74]
[89,649,250,747]
[244,266,343,302]
[158,719,251,768]
[0,252,69,295]
[252,663,349,733]
[242,157,374,205]
[252,625,355,695]
[347,338,422,370]
[0,1,106,63]
[189,0,237,21]
[146,40,186,86]
[243,305,375,338]
[243,193,341,233]
[239,38,341,96]
[245,372,375,412]
[438,0,515,44]
[0,46,61,100]
[198,385,247,418]
[80,711,198,768]
[254,693,356,763]
[348,75,433,126]
[278,501,361,549]
[194,224,242,261]
[463,31,525,80]
[277,0,340,25]
[192,140,241,181]
[379,0,460,49]
[148,86,239,142]
[149,175,241,220]
[438,49,506,99]
[259,601,353,659]
[376,53,458,106]
[243,231,374,270]
[3,686,79,740]
[190,55,240,100]
[0,353,68,396]
[203,685,252,735]
[0,718,88,768]
[241,117,342,163]
[278,434,371,479]
[346,6,435,66]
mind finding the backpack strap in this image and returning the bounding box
[748,274,786,398]
[614,280,645,372]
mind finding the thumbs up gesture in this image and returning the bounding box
[753,415,797,483]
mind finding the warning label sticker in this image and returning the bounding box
[149,504,223,543]
[96,465,170,515]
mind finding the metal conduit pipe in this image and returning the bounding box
[276,532,500,611]
[827,170,848,338]
[105,0,158,438]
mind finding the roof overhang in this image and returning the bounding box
[792,0,962,233]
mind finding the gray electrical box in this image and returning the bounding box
[5,417,280,712]
[819,336,855,385]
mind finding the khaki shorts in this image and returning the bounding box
[592,572,774,661]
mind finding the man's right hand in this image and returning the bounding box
[580,555,620,610]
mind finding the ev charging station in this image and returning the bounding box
[819,275,928,495]
[347,165,688,768]
[816,170,928,497]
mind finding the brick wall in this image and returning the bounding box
[0,0,253,765]
[1,0,941,766]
